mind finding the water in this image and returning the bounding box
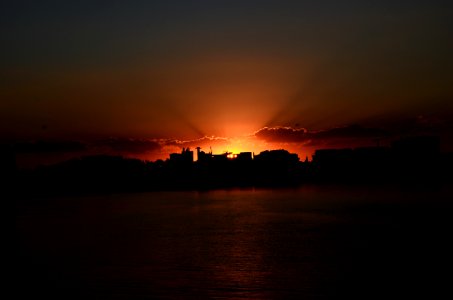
[15,186,453,299]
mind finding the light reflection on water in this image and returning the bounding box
[16,186,453,299]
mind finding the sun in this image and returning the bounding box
[227,153,237,159]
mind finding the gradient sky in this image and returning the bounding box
[1,1,452,164]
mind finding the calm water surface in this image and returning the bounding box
[15,186,453,299]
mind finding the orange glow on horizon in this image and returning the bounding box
[135,125,316,163]
[227,153,237,159]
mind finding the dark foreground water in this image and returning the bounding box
[15,186,453,299]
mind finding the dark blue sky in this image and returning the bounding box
[3,1,452,68]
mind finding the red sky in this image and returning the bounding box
[1,1,452,168]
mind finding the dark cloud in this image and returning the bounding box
[14,140,86,153]
[376,115,453,137]
[256,114,453,151]
[161,136,229,149]
[255,127,309,143]
[255,124,388,145]
[97,138,161,154]
[313,124,388,140]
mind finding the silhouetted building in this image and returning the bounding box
[211,152,229,163]
[9,134,450,195]
[236,152,253,162]
[196,147,213,163]
[0,144,16,181]
[311,135,444,183]
[391,136,441,181]
[169,148,194,164]
[391,136,440,158]
[252,150,300,185]
[312,148,354,168]
[312,148,375,181]
[254,149,299,164]
[354,146,391,165]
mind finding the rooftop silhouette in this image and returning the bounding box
[4,135,452,196]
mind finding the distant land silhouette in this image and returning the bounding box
[3,135,453,196]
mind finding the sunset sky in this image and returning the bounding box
[1,1,452,166]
